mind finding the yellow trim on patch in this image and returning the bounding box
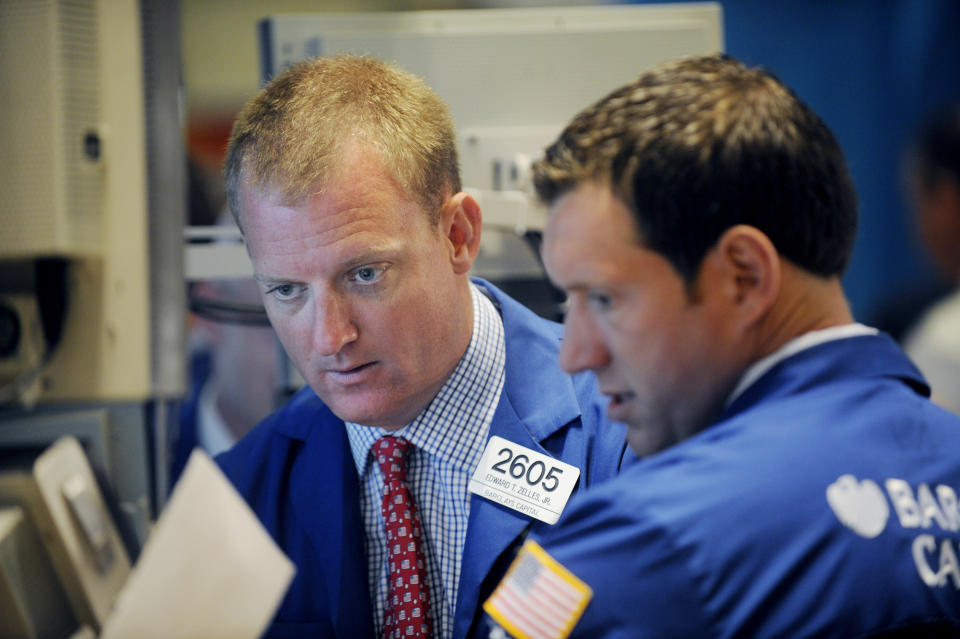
[483,539,593,639]
[486,606,538,639]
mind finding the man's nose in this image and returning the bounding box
[558,307,610,374]
[312,295,358,356]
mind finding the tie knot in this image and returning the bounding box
[375,436,412,482]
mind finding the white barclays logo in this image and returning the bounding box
[826,475,889,538]
[826,474,960,589]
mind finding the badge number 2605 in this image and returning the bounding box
[469,436,581,525]
[491,447,564,493]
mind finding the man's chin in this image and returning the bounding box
[313,380,435,430]
[323,397,409,430]
[332,409,397,429]
[625,425,673,459]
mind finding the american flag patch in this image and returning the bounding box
[483,539,592,639]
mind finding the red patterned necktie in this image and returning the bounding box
[375,436,432,639]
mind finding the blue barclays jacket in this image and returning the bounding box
[217,279,629,639]
[524,333,960,638]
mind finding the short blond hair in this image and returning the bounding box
[224,55,461,228]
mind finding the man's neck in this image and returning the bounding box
[751,269,854,363]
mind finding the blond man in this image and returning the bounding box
[217,55,629,639]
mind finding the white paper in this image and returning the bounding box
[100,450,295,639]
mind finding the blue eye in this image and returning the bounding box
[268,284,298,301]
[356,267,377,282]
[350,264,386,284]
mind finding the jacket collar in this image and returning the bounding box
[721,332,928,423]
[477,278,581,444]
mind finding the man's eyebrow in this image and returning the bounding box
[252,273,289,285]
[338,249,395,271]
[555,275,607,293]
[251,245,402,285]
[338,237,408,267]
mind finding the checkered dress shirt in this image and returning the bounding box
[346,283,506,638]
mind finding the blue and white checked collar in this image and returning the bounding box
[346,282,505,477]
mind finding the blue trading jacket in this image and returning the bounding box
[217,279,629,639]
[529,333,960,638]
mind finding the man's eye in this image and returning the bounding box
[351,265,386,284]
[587,291,613,310]
[268,284,298,300]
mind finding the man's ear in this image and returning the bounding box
[709,224,781,327]
[441,191,482,275]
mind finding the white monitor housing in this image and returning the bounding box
[259,4,723,232]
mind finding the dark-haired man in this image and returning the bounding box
[484,54,960,638]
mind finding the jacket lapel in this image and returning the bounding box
[453,393,540,638]
[453,282,584,638]
[288,411,374,638]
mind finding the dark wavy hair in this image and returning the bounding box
[534,53,858,283]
